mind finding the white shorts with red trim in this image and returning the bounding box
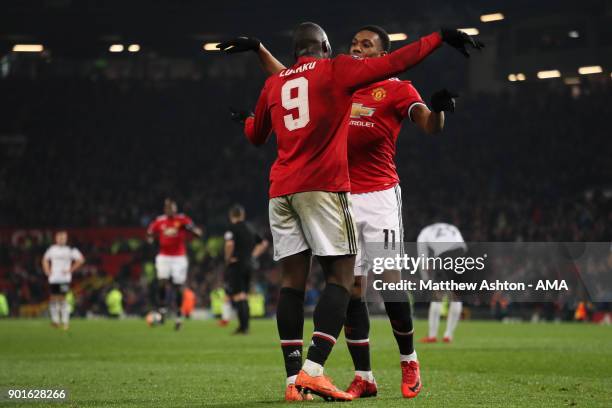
[352,185,404,276]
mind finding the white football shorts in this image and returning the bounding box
[352,185,404,276]
[269,191,358,261]
[155,255,188,285]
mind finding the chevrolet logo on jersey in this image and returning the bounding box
[350,103,376,118]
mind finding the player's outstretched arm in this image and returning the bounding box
[257,43,286,75]
[217,37,286,75]
[411,89,459,134]
[334,32,442,91]
[335,29,483,92]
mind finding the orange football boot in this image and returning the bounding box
[285,384,314,401]
[295,370,353,401]
[419,336,437,343]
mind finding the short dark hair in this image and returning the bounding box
[356,25,390,52]
[229,204,245,219]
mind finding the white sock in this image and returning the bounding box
[286,375,297,386]
[60,300,70,326]
[400,351,418,363]
[428,302,442,338]
[444,302,462,339]
[50,300,60,324]
[355,370,375,383]
[221,301,233,321]
[302,359,324,377]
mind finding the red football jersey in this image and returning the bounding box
[147,214,194,256]
[244,32,442,198]
[348,78,424,194]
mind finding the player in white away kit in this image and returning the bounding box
[417,223,467,343]
[42,231,85,330]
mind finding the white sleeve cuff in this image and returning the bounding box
[407,102,427,122]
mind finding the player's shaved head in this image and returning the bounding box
[293,22,332,59]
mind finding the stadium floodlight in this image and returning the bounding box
[537,70,561,79]
[459,28,479,36]
[12,44,44,52]
[508,74,517,82]
[578,65,602,75]
[568,30,580,38]
[516,73,526,81]
[203,43,221,51]
[563,77,580,85]
[128,44,140,53]
[480,13,504,22]
[388,33,408,41]
[109,44,124,53]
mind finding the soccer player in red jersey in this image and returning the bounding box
[340,26,459,399]
[147,198,203,330]
[219,23,481,401]
[221,25,480,400]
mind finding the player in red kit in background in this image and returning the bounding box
[219,22,481,401]
[220,25,479,399]
[147,198,203,331]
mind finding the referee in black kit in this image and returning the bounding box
[224,204,269,334]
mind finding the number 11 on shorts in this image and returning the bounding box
[383,229,396,250]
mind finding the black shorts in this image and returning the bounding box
[225,263,251,296]
[50,283,70,295]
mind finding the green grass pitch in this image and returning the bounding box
[1,318,611,407]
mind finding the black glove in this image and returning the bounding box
[217,37,261,54]
[430,89,459,113]
[440,28,485,58]
[229,107,253,124]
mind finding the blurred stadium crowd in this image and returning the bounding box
[1,76,610,318]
